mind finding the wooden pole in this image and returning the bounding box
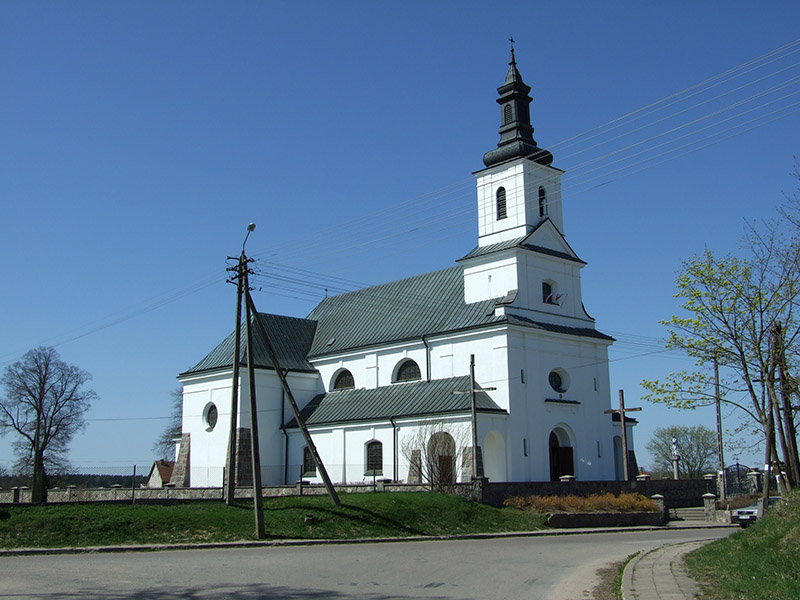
[245,289,341,506]
[619,390,631,481]
[714,355,726,500]
[605,390,641,481]
[469,355,478,479]
[243,266,265,538]
[225,253,245,506]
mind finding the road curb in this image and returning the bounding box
[0,522,734,557]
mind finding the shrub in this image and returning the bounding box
[503,492,659,513]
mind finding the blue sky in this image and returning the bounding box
[1,1,799,475]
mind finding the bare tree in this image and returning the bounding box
[152,388,183,460]
[401,418,471,491]
[0,347,96,503]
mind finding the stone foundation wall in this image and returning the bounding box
[545,511,665,528]
[0,478,711,508]
[0,481,434,505]
[482,479,712,508]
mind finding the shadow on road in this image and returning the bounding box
[5,583,451,600]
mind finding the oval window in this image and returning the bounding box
[548,369,569,393]
[204,402,218,431]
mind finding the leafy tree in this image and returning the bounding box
[152,388,183,460]
[645,425,717,479]
[0,347,96,503]
[642,172,800,493]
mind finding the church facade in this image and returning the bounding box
[177,50,635,488]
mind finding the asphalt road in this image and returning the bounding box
[0,529,734,599]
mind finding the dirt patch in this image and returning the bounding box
[589,561,623,600]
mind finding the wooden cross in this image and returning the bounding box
[604,390,642,480]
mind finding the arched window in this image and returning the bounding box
[332,369,354,390]
[303,446,316,477]
[395,359,421,383]
[365,440,383,476]
[538,186,547,217]
[503,104,513,124]
[496,187,507,220]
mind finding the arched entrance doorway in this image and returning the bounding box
[483,430,506,482]
[427,431,456,487]
[549,428,574,481]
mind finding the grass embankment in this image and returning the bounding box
[0,492,546,549]
[686,490,800,600]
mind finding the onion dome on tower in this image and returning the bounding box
[483,45,553,167]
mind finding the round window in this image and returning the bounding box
[548,369,569,393]
[204,403,218,432]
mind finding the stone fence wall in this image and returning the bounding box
[0,481,433,505]
[0,478,710,508]
[481,478,712,508]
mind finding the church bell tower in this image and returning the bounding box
[475,45,565,246]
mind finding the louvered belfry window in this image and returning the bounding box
[539,186,547,217]
[503,104,513,124]
[496,187,507,220]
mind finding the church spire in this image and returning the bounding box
[483,43,553,167]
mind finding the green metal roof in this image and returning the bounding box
[183,264,613,376]
[506,313,615,341]
[458,230,585,264]
[306,266,504,357]
[286,375,506,428]
[180,313,318,377]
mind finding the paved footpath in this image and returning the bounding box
[622,537,717,600]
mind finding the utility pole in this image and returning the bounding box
[224,242,247,506]
[453,355,495,479]
[469,355,479,479]
[714,355,726,501]
[604,390,641,481]
[245,289,341,506]
[243,262,266,538]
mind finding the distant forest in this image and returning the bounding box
[0,474,147,489]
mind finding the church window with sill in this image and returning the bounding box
[332,369,355,390]
[542,281,558,304]
[496,187,507,220]
[394,359,421,383]
[303,446,316,477]
[538,186,547,217]
[365,440,383,476]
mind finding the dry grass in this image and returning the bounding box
[503,491,660,513]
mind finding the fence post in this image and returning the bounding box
[702,493,717,522]
[131,465,137,505]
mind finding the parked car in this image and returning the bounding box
[732,496,781,527]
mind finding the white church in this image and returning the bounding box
[176,49,636,489]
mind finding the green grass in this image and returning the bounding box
[0,492,547,549]
[686,490,800,600]
[615,553,638,600]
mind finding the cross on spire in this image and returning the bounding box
[509,35,516,64]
